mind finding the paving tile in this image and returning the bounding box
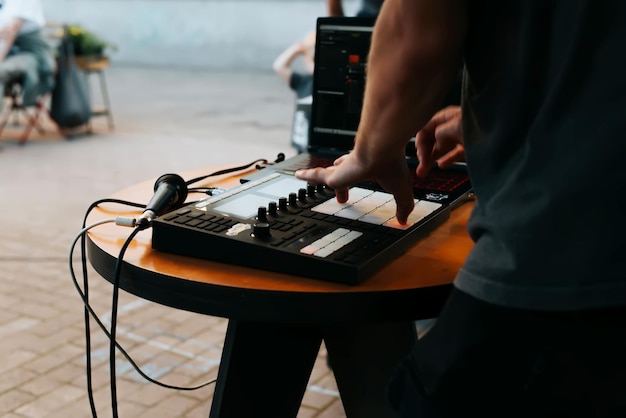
[0,389,36,416]
[0,368,38,395]
[13,384,85,417]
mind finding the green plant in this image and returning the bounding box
[67,25,116,56]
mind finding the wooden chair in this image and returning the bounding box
[0,24,66,145]
[0,78,59,145]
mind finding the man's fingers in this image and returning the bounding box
[434,117,462,143]
[334,187,349,203]
[415,105,463,178]
[415,129,437,178]
[295,167,329,184]
[436,144,465,168]
[395,199,415,225]
[295,166,351,203]
[394,186,416,225]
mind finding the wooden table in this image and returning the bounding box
[86,166,475,418]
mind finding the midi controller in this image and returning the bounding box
[151,173,450,284]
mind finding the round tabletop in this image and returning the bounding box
[87,166,475,325]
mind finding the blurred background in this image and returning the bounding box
[44,0,360,71]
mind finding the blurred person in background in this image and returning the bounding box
[272,31,316,153]
[0,0,54,111]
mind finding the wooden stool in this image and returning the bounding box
[75,56,114,132]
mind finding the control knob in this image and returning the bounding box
[278,197,288,211]
[268,201,278,216]
[298,188,307,202]
[288,192,298,207]
[257,206,267,222]
[252,222,271,239]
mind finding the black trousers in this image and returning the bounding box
[388,288,626,418]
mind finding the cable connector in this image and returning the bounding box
[115,216,137,227]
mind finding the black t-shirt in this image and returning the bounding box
[457,0,626,310]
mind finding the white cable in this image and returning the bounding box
[70,218,118,259]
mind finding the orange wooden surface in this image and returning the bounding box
[86,166,475,295]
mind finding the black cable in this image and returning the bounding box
[85,198,146,213]
[68,228,217,389]
[184,153,285,187]
[71,157,272,416]
[80,198,144,418]
[109,226,142,418]
[81,226,98,418]
[184,158,268,186]
[187,187,220,196]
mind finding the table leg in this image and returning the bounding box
[209,319,323,418]
[323,321,417,418]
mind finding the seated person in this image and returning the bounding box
[272,31,315,153]
[0,0,55,111]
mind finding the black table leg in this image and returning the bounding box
[323,321,417,418]
[209,319,323,418]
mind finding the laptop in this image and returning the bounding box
[242,16,472,208]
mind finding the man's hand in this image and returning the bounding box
[415,106,465,178]
[295,151,415,224]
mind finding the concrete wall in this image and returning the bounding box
[42,0,359,71]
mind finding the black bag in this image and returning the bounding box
[50,27,91,129]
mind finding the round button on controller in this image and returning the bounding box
[252,222,271,239]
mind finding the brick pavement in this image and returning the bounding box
[0,67,346,417]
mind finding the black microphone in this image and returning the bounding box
[137,173,188,227]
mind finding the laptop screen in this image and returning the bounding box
[310,18,376,153]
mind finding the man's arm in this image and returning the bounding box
[296,0,467,223]
[327,0,345,16]
[0,17,23,62]
[356,0,466,167]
